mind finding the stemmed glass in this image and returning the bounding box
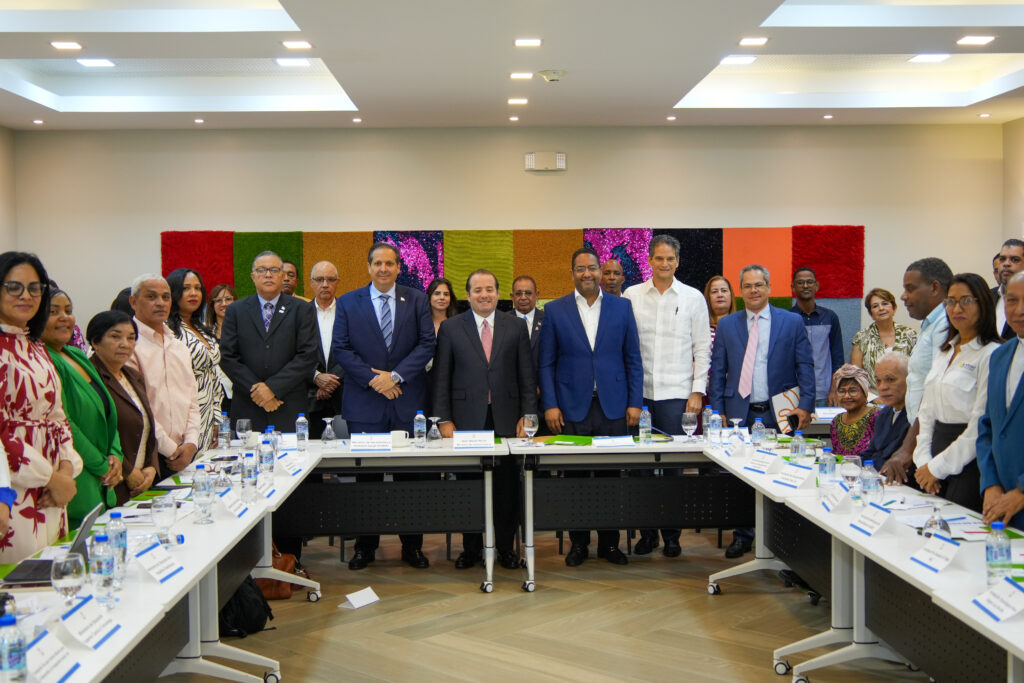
[321,418,337,449]
[681,413,698,442]
[427,417,442,448]
[193,473,215,525]
[921,503,952,538]
[839,455,862,503]
[728,417,744,441]
[235,418,252,465]
[522,414,539,446]
[51,552,86,608]
[151,495,177,543]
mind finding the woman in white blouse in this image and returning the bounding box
[913,272,1002,512]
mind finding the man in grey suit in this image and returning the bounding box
[434,270,537,570]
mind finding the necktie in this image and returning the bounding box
[262,302,273,332]
[522,314,530,338]
[379,294,393,348]
[738,313,759,399]
[481,319,492,362]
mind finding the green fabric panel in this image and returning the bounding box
[443,230,514,295]
[232,232,304,299]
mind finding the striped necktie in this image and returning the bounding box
[262,302,273,332]
[379,294,393,348]
[738,313,760,399]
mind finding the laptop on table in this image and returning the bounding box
[2,503,103,586]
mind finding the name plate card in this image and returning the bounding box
[256,476,276,499]
[592,436,636,448]
[973,576,1024,622]
[61,596,121,650]
[350,433,392,452]
[743,449,780,475]
[772,461,815,489]
[278,454,303,476]
[820,482,850,513]
[135,541,184,583]
[909,533,960,573]
[849,502,892,537]
[452,430,495,450]
[218,487,249,518]
[27,629,79,683]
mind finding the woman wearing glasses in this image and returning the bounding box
[0,252,83,563]
[828,364,878,456]
[206,283,235,413]
[913,272,1001,512]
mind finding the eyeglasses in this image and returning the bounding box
[943,296,978,309]
[741,282,768,291]
[311,277,338,284]
[573,265,601,274]
[2,281,45,298]
[513,290,534,297]
[836,386,863,396]
[212,297,234,305]
[253,267,282,276]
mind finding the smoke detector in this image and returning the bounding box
[538,69,566,83]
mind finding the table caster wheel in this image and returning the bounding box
[906,663,920,672]
[522,581,535,592]
[707,583,721,595]
[808,591,821,606]
[794,676,809,683]
[306,590,321,602]
[480,581,494,593]
[774,660,791,675]
[264,671,281,683]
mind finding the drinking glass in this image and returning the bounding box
[728,417,743,438]
[235,418,252,459]
[151,495,177,542]
[51,552,86,608]
[681,413,698,442]
[522,414,539,446]
[427,417,442,448]
[193,478,215,525]
[921,503,952,538]
[839,455,862,487]
[321,418,337,449]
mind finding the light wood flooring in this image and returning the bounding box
[167,530,930,682]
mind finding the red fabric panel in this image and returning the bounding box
[792,225,863,298]
[160,230,235,289]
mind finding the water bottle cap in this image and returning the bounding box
[176,534,185,544]
[0,615,14,626]
[712,411,719,415]
[754,417,763,423]
[196,464,205,470]
[416,410,423,414]
[262,440,271,445]
[267,425,275,431]
[95,534,109,543]
[795,430,803,436]
[298,413,305,417]
[221,411,227,416]
[823,447,832,453]
[863,460,873,467]
[110,512,121,519]
[642,406,649,411]
[992,521,1006,530]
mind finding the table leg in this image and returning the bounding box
[522,464,535,592]
[707,490,787,593]
[480,466,495,593]
[252,511,321,601]
[1010,655,1024,683]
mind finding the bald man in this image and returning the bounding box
[308,261,344,437]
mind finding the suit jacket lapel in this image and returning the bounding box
[1002,345,1024,429]
[266,296,289,337]
[566,295,593,353]
[458,313,487,365]
[361,287,388,350]
[248,297,267,339]
[490,313,508,365]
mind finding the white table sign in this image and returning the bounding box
[743,449,779,475]
[972,576,1024,622]
[278,433,298,450]
[27,629,79,683]
[593,436,636,448]
[820,482,850,513]
[279,454,304,476]
[350,433,392,452]
[772,461,815,489]
[218,487,249,518]
[909,533,960,573]
[340,586,381,610]
[256,476,277,499]
[452,430,495,450]
[135,541,185,583]
[849,502,892,537]
[61,596,121,650]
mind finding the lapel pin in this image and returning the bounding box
[278,306,286,314]
[400,297,406,302]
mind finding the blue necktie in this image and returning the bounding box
[379,294,393,348]
[262,302,273,332]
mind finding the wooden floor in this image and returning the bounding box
[168,530,930,682]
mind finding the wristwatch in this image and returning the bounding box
[390,371,402,385]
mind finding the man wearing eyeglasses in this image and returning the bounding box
[307,261,344,438]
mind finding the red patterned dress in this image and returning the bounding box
[0,325,83,563]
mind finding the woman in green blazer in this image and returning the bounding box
[41,288,123,526]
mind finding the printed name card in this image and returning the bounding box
[821,482,850,513]
[909,533,960,573]
[278,454,303,476]
[849,502,892,537]
[61,595,121,650]
[452,430,495,450]
[772,461,815,489]
[278,433,298,450]
[350,433,392,452]
[721,446,734,458]
[27,629,79,683]
[973,576,1024,622]
[135,541,184,583]
[341,586,381,610]
[743,449,779,475]
[592,436,636,448]
[218,487,248,518]
[256,476,277,499]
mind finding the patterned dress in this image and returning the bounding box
[178,324,224,451]
[0,325,83,563]
[852,322,918,391]
[830,406,880,457]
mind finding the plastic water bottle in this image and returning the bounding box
[259,439,275,475]
[817,447,836,495]
[413,411,427,448]
[859,460,883,506]
[241,452,258,504]
[702,405,713,441]
[295,413,309,452]
[89,534,115,609]
[986,521,1012,586]
[107,511,128,589]
[218,412,232,449]
[751,418,766,446]
[638,406,652,444]
[192,464,214,523]
[790,430,807,458]
[708,411,723,445]
[0,615,25,682]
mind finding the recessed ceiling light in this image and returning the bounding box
[32,120,43,125]
[823,114,834,120]
[720,55,756,65]
[979,113,991,118]
[509,116,519,122]
[909,54,950,63]
[352,118,362,123]
[76,58,114,67]
[957,36,995,46]
[739,37,768,47]
[194,118,204,124]
[50,41,81,50]
[275,58,310,67]
[666,116,677,121]
[515,38,542,47]
[282,40,312,50]
[507,98,528,105]
[510,72,533,80]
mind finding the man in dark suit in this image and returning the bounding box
[539,247,644,566]
[332,241,436,570]
[860,351,910,470]
[307,260,343,438]
[709,263,815,558]
[512,275,544,369]
[991,239,1024,340]
[434,269,536,570]
[220,251,318,433]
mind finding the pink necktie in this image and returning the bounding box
[738,313,759,399]
[481,320,492,362]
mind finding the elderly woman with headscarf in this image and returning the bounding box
[828,364,879,457]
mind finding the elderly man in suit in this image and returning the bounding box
[992,239,1024,341]
[333,241,436,569]
[307,261,343,438]
[980,271,1024,530]
[220,251,319,433]
[434,269,536,570]
[709,264,815,558]
[539,247,644,566]
[860,351,911,470]
[511,275,544,368]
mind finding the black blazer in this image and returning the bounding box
[860,405,910,470]
[992,285,1013,340]
[308,299,345,415]
[219,293,319,432]
[432,310,537,437]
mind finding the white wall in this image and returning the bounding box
[12,124,1004,323]
[0,127,13,250]
[1003,118,1024,242]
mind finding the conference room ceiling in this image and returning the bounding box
[1,0,1024,129]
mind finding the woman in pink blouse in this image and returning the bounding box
[0,252,83,563]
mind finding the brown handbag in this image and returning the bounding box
[255,544,305,600]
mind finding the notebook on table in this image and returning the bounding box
[2,503,103,586]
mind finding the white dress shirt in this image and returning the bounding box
[1009,338,1024,409]
[314,297,336,375]
[913,335,999,479]
[472,310,497,344]
[624,278,711,400]
[996,288,1007,336]
[519,308,535,338]
[574,289,602,351]
[746,306,772,403]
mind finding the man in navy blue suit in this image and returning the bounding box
[709,264,815,558]
[539,247,644,566]
[860,351,910,471]
[332,242,436,570]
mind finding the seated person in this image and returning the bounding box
[859,351,911,470]
[828,364,878,457]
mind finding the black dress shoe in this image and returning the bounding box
[565,544,589,567]
[348,548,375,570]
[597,546,628,565]
[402,548,430,569]
[725,537,752,559]
[454,551,481,569]
[633,534,658,555]
[662,539,682,558]
[497,550,520,570]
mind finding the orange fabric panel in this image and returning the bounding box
[512,228,583,299]
[722,227,792,292]
[302,231,375,297]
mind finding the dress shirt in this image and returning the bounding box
[519,309,535,338]
[574,289,603,351]
[127,319,201,457]
[906,303,949,424]
[790,304,844,400]
[1008,338,1024,409]
[624,279,711,400]
[370,283,397,328]
[314,297,337,375]
[996,288,1007,336]
[257,293,281,316]
[746,306,771,403]
[913,335,999,480]
[472,310,497,343]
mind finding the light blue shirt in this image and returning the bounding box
[906,303,949,423]
[370,283,397,328]
[257,293,281,314]
[747,306,771,403]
